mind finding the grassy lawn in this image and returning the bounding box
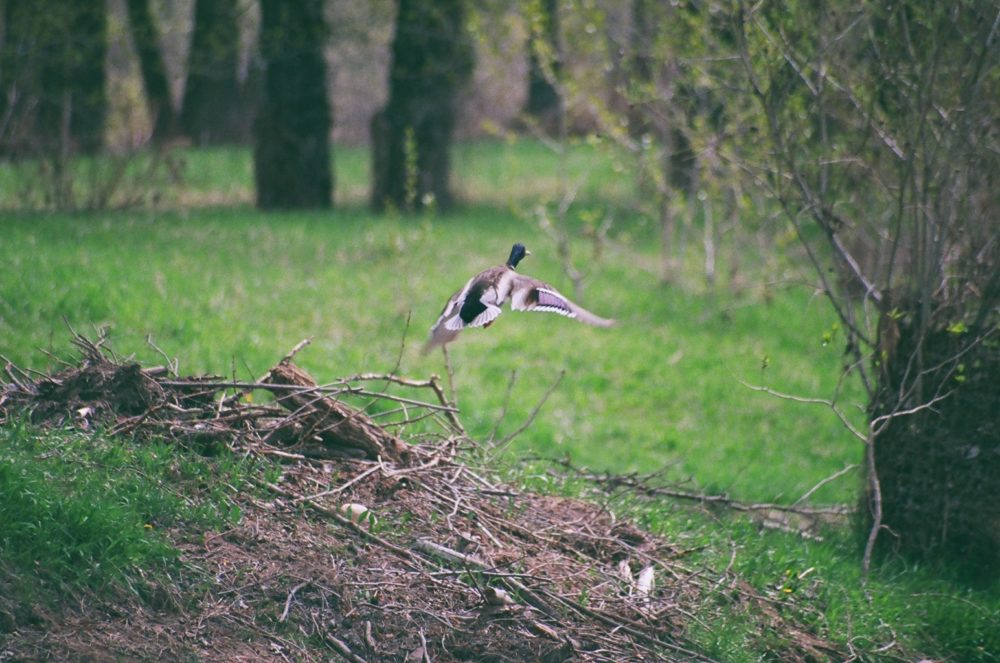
[1,145,861,505]
[2,140,998,661]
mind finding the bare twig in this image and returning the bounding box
[792,464,858,507]
[492,370,566,451]
[279,581,311,622]
[325,633,367,663]
[740,380,867,443]
[486,370,518,444]
[547,460,851,519]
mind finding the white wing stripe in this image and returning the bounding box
[468,305,502,328]
[532,305,575,317]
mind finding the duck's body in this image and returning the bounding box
[423,243,615,353]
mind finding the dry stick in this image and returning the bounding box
[292,464,381,504]
[346,373,464,435]
[256,447,308,462]
[335,316,419,438]
[341,387,459,412]
[325,634,368,663]
[740,380,867,443]
[412,539,559,619]
[538,587,717,662]
[551,460,850,517]
[861,427,882,580]
[418,629,430,663]
[219,337,313,408]
[363,621,376,650]
[279,581,311,622]
[792,463,859,507]
[144,334,178,376]
[379,311,411,399]
[0,355,34,391]
[376,408,444,429]
[441,345,458,410]
[492,370,566,452]
[486,370,519,444]
[260,479,420,564]
[163,379,460,417]
[260,390,343,446]
[274,337,314,370]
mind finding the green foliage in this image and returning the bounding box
[0,422,250,601]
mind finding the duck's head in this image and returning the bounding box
[506,243,531,268]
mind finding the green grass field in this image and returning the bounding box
[2,140,998,661]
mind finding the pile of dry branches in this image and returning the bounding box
[0,332,462,464]
[0,334,842,662]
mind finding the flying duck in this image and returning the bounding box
[423,243,615,353]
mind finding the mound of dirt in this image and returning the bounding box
[1,336,844,662]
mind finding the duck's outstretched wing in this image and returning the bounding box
[509,274,616,327]
[422,267,508,353]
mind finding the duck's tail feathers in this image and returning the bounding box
[421,326,460,355]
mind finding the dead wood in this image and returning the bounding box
[264,361,410,464]
[542,457,853,540]
[0,335,447,464]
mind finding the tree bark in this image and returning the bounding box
[866,314,1000,577]
[254,0,332,210]
[180,0,245,144]
[371,0,474,212]
[125,0,176,142]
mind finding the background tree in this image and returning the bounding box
[737,1,1000,575]
[253,0,332,210]
[126,0,176,142]
[598,0,742,285]
[181,0,246,144]
[522,0,561,132]
[1,0,107,156]
[371,0,474,212]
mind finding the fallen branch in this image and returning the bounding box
[545,458,852,518]
[266,362,410,463]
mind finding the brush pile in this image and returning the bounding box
[0,333,440,463]
[1,334,842,662]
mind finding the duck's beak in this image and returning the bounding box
[526,249,532,256]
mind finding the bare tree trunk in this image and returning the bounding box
[254,0,332,210]
[657,131,676,283]
[702,193,715,290]
[736,1,1000,575]
[126,0,176,142]
[181,0,246,144]
[371,0,474,213]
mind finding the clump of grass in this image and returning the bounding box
[613,496,1000,662]
[0,421,250,602]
